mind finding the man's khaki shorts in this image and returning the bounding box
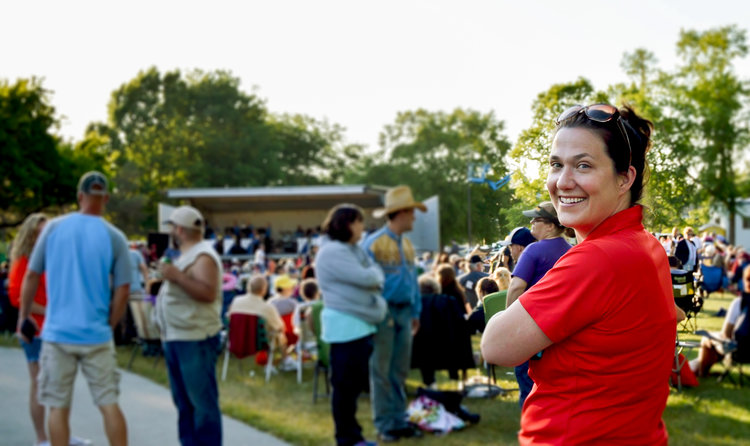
[38,341,120,408]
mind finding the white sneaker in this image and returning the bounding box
[35,441,50,446]
[69,436,92,446]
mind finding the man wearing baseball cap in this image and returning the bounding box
[18,170,130,446]
[458,254,488,309]
[154,205,224,445]
[506,201,572,409]
[362,185,426,441]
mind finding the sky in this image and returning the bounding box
[3,0,749,153]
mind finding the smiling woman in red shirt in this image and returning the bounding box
[482,104,675,445]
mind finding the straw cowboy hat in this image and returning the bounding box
[373,185,427,218]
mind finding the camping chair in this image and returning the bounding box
[718,347,750,387]
[310,301,331,403]
[292,301,316,383]
[221,312,276,382]
[127,294,162,370]
[672,269,702,333]
[670,339,700,391]
[480,291,508,398]
[696,264,728,299]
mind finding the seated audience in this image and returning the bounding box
[466,278,498,334]
[227,275,286,351]
[690,266,750,377]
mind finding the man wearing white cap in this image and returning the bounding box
[362,185,426,442]
[155,205,224,445]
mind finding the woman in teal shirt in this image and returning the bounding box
[316,204,387,446]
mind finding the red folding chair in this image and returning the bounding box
[221,312,276,382]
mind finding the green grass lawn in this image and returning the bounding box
[5,292,749,445]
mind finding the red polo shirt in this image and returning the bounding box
[519,205,675,445]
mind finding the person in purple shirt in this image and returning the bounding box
[506,201,572,409]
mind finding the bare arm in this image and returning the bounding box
[674,304,686,323]
[722,322,735,340]
[481,299,553,367]
[160,254,219,303]
[17,271,42,339]
[18,270,41,320]
[505,276,528,309]
[139,262,149,285]
[109,284,130,329]
[30,302,46,316]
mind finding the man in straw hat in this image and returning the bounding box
[362,185,426,442]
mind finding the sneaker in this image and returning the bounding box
[69,436,92,446]
[35,441,50,446]
[354,441,378,446]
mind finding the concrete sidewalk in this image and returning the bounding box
[0,346,290,446]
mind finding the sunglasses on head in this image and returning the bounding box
[555,104,632,166]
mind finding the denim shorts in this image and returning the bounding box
[20,336,43,362]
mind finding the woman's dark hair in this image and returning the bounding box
[476,277,499,298]
[300,278,319,301]
[436,263,467,305]
[301,265,315,279]
[556,104,653,206]
[322,203,364,242]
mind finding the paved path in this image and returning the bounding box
[0,346,290,446]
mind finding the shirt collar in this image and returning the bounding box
[584,205,644,242]
[384,225,401,241]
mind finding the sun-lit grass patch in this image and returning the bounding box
[4,290,744,445]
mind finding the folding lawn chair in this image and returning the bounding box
[309,301,331,403]
[672,269,702,333]
[221,312,276,382]
[479,290,508,398]
[127,294,162,370]
[292,301,316,384]
[696,264,728,299]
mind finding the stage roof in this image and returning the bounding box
[167,185,390,213]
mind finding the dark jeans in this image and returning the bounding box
[331,334,374,446]
[515,360,534,409]
[164,334,223,446]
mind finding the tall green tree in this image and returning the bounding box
[507,78,609,229]
[345,108,513,244]
[0,78,89,228]
[610,48,696,231]
[663,26,749,242]
[86,67,354,234]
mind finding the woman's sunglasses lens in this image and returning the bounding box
[557,105,583,124]
[585,104,617,122]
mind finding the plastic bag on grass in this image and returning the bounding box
[407,395,465,434]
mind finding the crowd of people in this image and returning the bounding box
[2,102,750,445]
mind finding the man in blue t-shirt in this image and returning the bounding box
[18,171,131,446]
[506,201,572,409]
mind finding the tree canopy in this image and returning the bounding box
[345,108,514,243]
[0,78,93,229]
[2,26,749,245]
